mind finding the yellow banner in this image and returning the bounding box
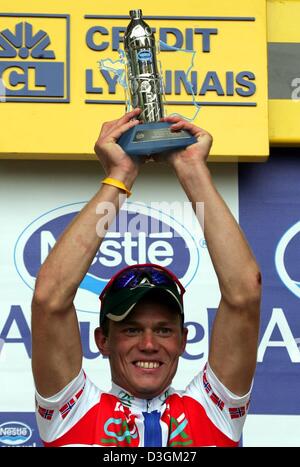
[268,0,300,145]
[0,0,269,161]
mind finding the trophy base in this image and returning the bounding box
[117,121,197,157]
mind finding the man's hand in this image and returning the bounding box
[159,116,213,169]
[94,108,142,181]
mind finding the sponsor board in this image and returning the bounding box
[0,414,42,447]
[239,154,300,414]
[0,1,268,160]
[14,201,200,315]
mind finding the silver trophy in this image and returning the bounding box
[117,9,196,156]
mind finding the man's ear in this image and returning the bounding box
[94,327,110,357]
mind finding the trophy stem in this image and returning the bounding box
[124,9,164,122]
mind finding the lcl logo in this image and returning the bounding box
[0,15,70,102]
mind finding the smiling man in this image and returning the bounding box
[32,110,261,447]
[96,268,187,401]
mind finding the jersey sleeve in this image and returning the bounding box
[184,362,252,442]
[35,369,100,444]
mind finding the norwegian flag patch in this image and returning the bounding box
[203,366,225,411]
[229,401,250,419]
[59,385,85,419]
[38,405,54,420]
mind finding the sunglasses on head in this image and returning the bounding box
[99,263,185,303]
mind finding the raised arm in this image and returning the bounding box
[162,116,261,396]
[31,109,142,397]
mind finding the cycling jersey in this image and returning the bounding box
[35,363,251,447]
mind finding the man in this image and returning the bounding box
[32,109,261,447]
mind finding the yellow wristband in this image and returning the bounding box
[102,177,132,197]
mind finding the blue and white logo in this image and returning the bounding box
[0,421,32,446]
[137,49,152,61]
[0,15,70,102]
[14,201,200,315]
[275,221,300,299]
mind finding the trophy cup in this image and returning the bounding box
[117,9,197,156]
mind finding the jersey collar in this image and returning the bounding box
[110,382,174,412]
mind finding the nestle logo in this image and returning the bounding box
[138,49,152,61]
[14,201,200,314]
[0,14,70,102]
[0,422,32,446]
